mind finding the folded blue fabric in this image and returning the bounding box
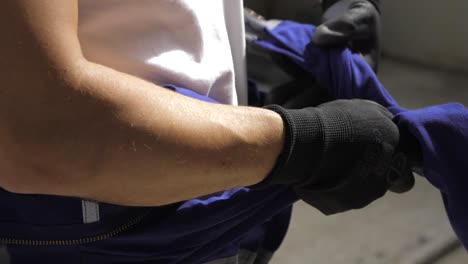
[256,21,468,248]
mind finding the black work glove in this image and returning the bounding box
[260,99,411,215]
[312,0,381,72]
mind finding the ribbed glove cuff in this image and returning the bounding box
[254,105,324,187]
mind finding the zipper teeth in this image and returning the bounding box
[0,209,150,246]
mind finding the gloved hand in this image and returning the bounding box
[312,0,381,72]
[260,99,411,215]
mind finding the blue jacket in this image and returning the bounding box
[256,21,468,249]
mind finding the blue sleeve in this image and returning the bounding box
[394,105,468,245]
[255,21,468,248]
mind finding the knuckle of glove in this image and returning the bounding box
[295,100,396,214]
[295,169,388,215]
[349,0,377,12]
[324,0,378,24]
[318,0,380,52]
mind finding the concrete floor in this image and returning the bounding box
[271,58,468,264]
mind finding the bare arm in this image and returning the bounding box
[0,0,285,206]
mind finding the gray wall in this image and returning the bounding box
[376,2,468,73]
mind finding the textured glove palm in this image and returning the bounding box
[263,99,400,215]
[313,0,381,72]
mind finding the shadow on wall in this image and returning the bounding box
[378,1,468,74]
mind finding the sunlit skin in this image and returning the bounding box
[0,0,285,206]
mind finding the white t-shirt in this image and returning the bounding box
[78,0,246,105]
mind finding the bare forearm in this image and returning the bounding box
[76,61,285,205]
[1,60,284,206]
[0,0,285,206]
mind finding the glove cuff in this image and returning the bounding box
[253,105,324,188]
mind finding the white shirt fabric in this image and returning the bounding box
[78,0,246,105]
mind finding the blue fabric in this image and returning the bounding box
[256,21,468,248]
[163,84,219,104]
[75,187,296,264]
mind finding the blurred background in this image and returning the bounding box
[245,0,468,263]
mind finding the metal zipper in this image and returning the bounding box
[0,209,151,246]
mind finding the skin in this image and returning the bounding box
[0,0,285,206]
